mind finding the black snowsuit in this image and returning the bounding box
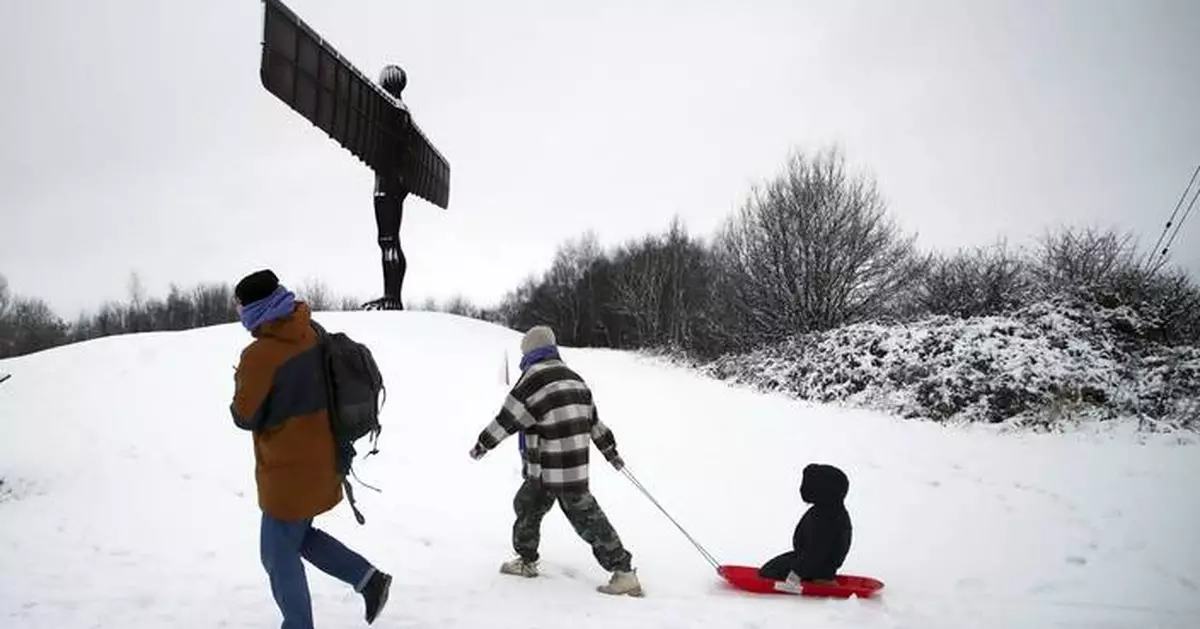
[758,463,852,582]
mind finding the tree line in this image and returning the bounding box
[3,146,1197,360]
[0,273,483,359]
[496,148,1200,356]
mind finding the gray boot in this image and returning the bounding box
[597,569,643,597]
[500,557,539,578]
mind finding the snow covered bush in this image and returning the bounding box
[692,297,1200,431]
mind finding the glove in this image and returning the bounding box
[469,443,488,460]
[610,455,625,471]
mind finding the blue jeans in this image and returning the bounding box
[260,512,375,629]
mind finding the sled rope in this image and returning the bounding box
[621,467,721,570]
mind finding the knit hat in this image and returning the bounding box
[234,269,280,306]
[520,325,556,355]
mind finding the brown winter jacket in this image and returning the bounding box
[230,301,342,521]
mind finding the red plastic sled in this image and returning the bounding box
[718,565,884,599]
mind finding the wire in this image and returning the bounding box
[621,466,722,570]
[1144,164,1199,274]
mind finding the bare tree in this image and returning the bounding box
[714,147,923,346]
[193,283,238,327]
[1032,226,1137,296]
[0,275,11,318]
[543,232,603,343]
[612,235,664,344]
[126,271,151,333]
[500,232,605,345]
[128,272,146,310]
[607,217,717,350]
[297,277,335,311]
[1,296,67,358]
[917,240,1033,318]
[443,294,482,318]
[164,284,196,330]
[0,275,12,357]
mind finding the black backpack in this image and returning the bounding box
[311,321,385,524]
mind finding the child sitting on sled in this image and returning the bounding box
[758,463,852,588]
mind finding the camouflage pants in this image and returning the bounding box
[512,479,633,572]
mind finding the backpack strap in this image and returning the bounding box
[343,478,366,525]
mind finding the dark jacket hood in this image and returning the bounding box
[800,463,849,506]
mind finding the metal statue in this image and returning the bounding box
[258,0,450,310]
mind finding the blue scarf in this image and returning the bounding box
[519,345,559,371]
[240,285,296,331]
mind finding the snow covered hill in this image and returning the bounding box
[1,311,1198,629]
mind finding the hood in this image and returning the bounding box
[800,463,849,506]
[254,300,312,342]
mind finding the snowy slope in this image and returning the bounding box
[1,311,1198,629]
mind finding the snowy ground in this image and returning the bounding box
[1,311,1198,629]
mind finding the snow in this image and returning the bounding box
[1,310,1198,629]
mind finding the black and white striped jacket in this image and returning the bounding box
[475,357,620,493]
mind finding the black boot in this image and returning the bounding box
[361,570,392,624]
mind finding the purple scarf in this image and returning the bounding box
[519,345,560,371]
[240,285,296,331]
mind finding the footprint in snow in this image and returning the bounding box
[1065,555,1087,566]
[1179,577,1198,592]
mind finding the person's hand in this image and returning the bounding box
[610,455,625,471]
[469,443,487,460]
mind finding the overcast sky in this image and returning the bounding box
[1,0,1197,317]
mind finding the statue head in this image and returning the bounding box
[379,65,407,99]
